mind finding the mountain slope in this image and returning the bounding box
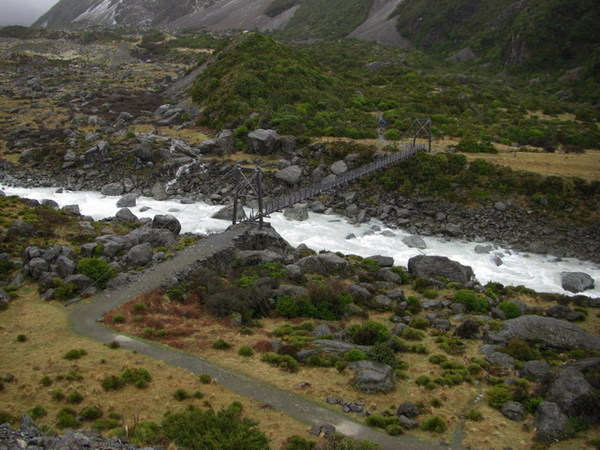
[391,0,600,68]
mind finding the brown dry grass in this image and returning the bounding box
[108,285,600,448]
[0,286,310,448]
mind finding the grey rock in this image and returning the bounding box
[498,315,600,350]
[386,288,405,301]
[520,360,551,381]
[100,182,124,196]
[391,323,408,336]
[402,235,427,249]
[486,352,515,370]
[216,129,235,155]
[431,318,451,330]
[0,289,10,309]
[296,253,348,275]
[377,268,402,284]
[349,360,395,393]
[501,401,525,421]
[348,284,371,301]
[115,208,138,223]
[330,160,348,175]
[398,415,419,429]
[25,257,49,279]
[534,402,571,444]
[9,220,36,237]
[373,294,394,311]
[397,401,420,418]
[62,204,80,215]
[121,243,153,267]
[212,204,246,221]
[151,182,168,201]
[560,272,595,293]
[474,245,493,254]
[407,255,475,285]
[313,339,370,355]
[274,284,309,300]
[284,203,309,221]
[133,140,154,161]
[312,324,333,338]
[106,273,129,290]
[275,165,302,185]
[366,255,394,267]
[116,193,137,208]
[545,368,597,418]
[56,255,76,278]
[64,274,93,291]
[546,304,585,322]
[152,214,181,234]
[247,129,280,155]
[238,250,284,265]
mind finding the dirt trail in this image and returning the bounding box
[67,224,449,450]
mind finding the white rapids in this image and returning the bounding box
[2,185,599,298]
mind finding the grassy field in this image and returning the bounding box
[0,286,311,447]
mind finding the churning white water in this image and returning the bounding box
[2,185,599,297]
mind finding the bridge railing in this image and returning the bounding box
[244,144,424,222]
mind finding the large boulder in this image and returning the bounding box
[534,402,572,445]
[151,183,168,201]
[0,289,10,310]
[283,204,309,221]
[313,339,370,355]
[275,165,302,185]
[152,214,181,234]
[407,255,474,284]
[9,220,37,238]
[215,129,235,155]
[115,208,138,224]
[330,160,347,175]
[560,272,595,293]
[402,235,427,249]
[116,193,137,208]
[100,182,124,196]
[212,204,246,221]
[545,368,598,419]
[121,243,153,268]
[498,315,600,350]
[247,129,280,155]
[297,253,348,275]
[349,360,395,393]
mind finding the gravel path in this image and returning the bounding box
[67,224,446,450]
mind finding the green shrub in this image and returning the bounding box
[415,375,432,386]
[465,410,483,421]
[54,281,78,300]
[275,295,299,318]
[406,296,422,314]
[56,408,79,429]
[420,416,447,433]
[261,352,299,372]
[385,424,404,436]
[161,403,269,449]
[16,334,27,342]
[498,300,522,319]
[101,375,125,391]
[283,435,316,450]
[174,388,191,401]
[212,339,232,350]
[130,420,162,446]
[409,317,429,329]
[39,376,53,387]
[453,289,488,313]
[430,398,443,408]
[51,389,65,401]
[64,349,87,360]
[121,368,152,388]
[28,405,47,420]
[500,338,540,361]
[366,342,398,368]
[198,374,212,384]
[112,314,125,324]
[66,391,84,404]
[344,348,367,362]
[80,406,102,421]
[76,257,117,288]
[486,386,513,409]
[352,321,389,345]
[401,327,425,341]
[524,396,543,413]
[428,354,447,365]
[238,345,254,357]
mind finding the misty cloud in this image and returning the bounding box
[0,0,59,26]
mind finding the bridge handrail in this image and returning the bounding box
[244,144,423,222]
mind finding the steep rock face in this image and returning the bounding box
[348,0,411,47]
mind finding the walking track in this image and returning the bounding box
[68,224,450,450]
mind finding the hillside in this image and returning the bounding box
[391,0,600,69]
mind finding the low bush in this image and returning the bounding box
[28,405,47,420]
[282,435,316,450]
[420,416,447,433]
[63,349,87,360]
[500,338,540,361]
[66,391,84,404]
[77,257,117,288]
[344,348,367,362]
[351,321,389,345]
[238,345,254,357]
[366,342,398,368]
[101,375,126,391]
[198,374,212,384]
[465,410,483,421]
[212,339,232,350]
[80,406,102,421]
[39,376,53,387]
[486,386,513,408]
[454,319,481,339]
[498,300,522,319]
[121,368,152,388]
[401,327,425,341]
[174,388,191,401]
[453,289,488,313]
[161,403,269,449]
[56,408,79,429]
[261,352,298,372]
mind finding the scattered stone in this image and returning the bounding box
[534,402,571,444]
[546,304,585,322]
[100,182,124,196]
[284,203,309,221]
[121,243,153,267]
[151,182,168,201]
[397,401,420,418]
[349,360,395,393]
[519,360,551,381]
[116,193,137,207]
[152,214,182,234]
[330,160,348,175]
[247,129,280,155]
[402,235,427,249]
[367,255,394,267]
[501,401,525,421]
[275,165,302,185]
[115,208,138,223]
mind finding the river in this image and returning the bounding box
[2,185,599,298]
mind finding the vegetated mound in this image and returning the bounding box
[391,0,600,70]
[190,33,377,137]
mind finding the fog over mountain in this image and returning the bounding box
[0,0,59,26]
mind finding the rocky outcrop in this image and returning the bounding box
[497,315,600,350]
[349,360,395,393]
[560,272,595,293]
[534,402,572,444]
